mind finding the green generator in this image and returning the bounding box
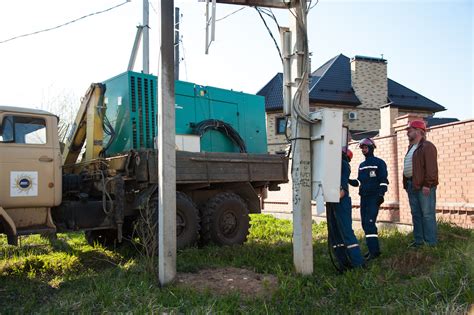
[102,71,268,155]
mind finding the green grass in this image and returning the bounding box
[1,214,473,313]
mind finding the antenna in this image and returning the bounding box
[205,0,216,54]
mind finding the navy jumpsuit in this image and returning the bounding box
[352,151,389,257]
[327,156,365,270]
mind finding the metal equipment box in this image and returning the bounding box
[102,71,267,155]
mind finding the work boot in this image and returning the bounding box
[364,252,381,261]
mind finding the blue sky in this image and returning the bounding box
[0,0,472,119]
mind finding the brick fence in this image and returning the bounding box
[263,115,474,229]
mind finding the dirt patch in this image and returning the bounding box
[175,267,278,299]
[382,250,436,277]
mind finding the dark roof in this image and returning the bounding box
[258,54,445,113]
[308,54,361,106]
[426,117,459,128]
[387,79,445,112]
[257,73,283,111]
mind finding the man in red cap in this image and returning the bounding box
[403,120,438,247]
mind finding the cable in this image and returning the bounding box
[216,7,246,22]
[255,7,283,62]
[192,119,247,153]
[148,0,158,15]
[181,38,189,81]
[0,1,131,45]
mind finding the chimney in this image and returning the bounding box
[379,103,398,136]
[351,55,388,130]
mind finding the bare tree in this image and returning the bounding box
[40,85,79,144]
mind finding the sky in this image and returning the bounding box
[0,0,472,120]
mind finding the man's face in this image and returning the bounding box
[407,127,418,142]
[360,144,369,155]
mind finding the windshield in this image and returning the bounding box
[0,115,47,144]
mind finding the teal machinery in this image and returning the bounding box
[102,71,268,155]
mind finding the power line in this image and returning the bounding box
[255,7,282,62]
[216,7,246,22]
[0,1,131,45]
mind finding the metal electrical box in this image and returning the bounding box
[102,71,267,155]
[310,109,344,205]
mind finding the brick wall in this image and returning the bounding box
[263,115,474,229]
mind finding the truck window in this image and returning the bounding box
[0,115,47,144]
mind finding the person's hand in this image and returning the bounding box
[340,189,345,199]
[422,186,430,196]
[377,196,384,206]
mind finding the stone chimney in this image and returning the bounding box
[351,55,388,131]
[379,104,398,136]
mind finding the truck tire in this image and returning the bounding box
[201,192,250,246]
[141,191,200,250]
[176,191,200,248]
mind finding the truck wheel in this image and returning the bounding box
[176,191,200,249]
[140,191,200,250]
[85,229,118,247]
[201,192,250,246]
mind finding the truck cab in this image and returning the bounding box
[0,106,62,244]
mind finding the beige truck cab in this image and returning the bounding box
[0,106,62,244]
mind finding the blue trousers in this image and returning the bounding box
[327,196,365,269]
[406,180,437,245]
[360,195,381,255]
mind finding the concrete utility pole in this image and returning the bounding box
[211,0,313,275]
[158,0,176,285]
[174,7,180,80]
[143,0,150,74]
[289,0,313,275]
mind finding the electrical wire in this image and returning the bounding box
[0,1,131,45]
[181,38,189,81]
[255,7,283,62]
[216,7,246,22]
[192,119,247,153]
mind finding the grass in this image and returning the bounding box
[1,214,473,314]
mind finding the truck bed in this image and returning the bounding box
[105,150,289,189]
[176,151,289,185]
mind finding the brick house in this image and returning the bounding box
[257,54,448,153]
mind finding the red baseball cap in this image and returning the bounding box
[407,120,427,131]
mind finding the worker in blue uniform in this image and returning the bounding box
[326,149,365,272]
[350,138,389,260]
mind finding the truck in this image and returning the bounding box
[0,77,289,249]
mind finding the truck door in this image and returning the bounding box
[0,113,59,208]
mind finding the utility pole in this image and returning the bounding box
[209,0,313,275]
[158,0,176,285]
[174,7,180,80]
[289,0,312,275]
[143,0,150,74]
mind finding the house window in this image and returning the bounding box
[276,117,286,135]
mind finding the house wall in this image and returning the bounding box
[266,111,288,154]
[263,115,474,229]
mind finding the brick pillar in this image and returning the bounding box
[393,114,425,224]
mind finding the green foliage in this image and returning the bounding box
[1,216,473,313]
